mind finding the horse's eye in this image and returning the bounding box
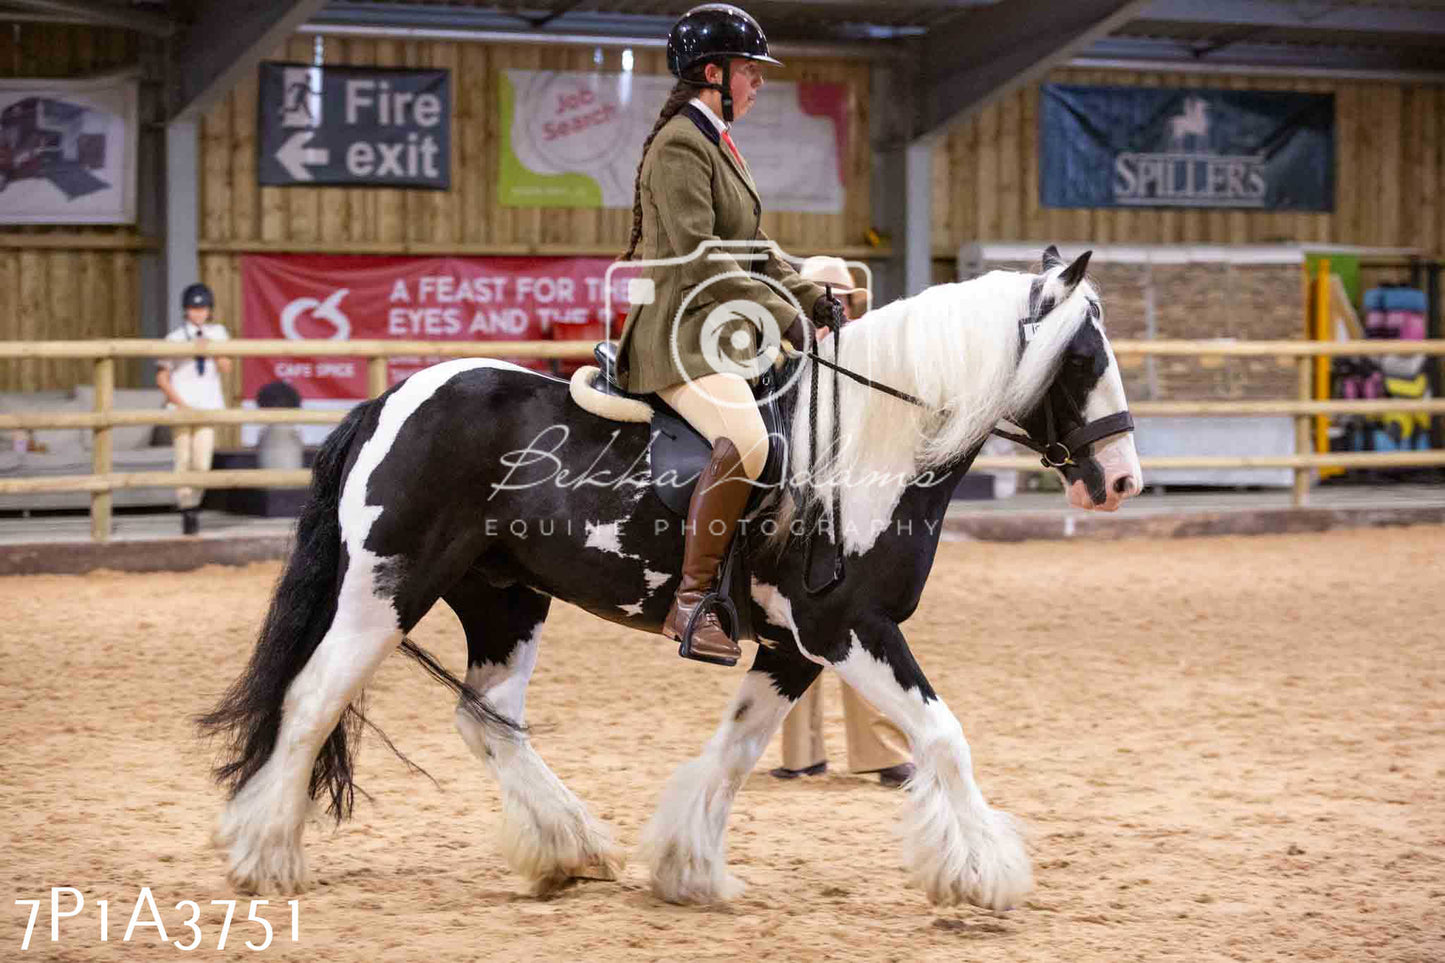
[1067,355,1091,370]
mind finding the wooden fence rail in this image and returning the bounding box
[2,339,1442,541]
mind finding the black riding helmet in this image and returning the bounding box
[667,4,783,123]
[181,283,215,310]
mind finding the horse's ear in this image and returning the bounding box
[1059,250,1092,292]
[1041,245,1064,270]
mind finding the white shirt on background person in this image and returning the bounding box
[158,322,230,410]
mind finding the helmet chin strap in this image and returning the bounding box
[683,59,735,123]
[719,59,734,123]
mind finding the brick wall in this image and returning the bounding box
[967,247,1304,402]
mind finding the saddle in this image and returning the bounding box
[589,342,792,644]
[591,341,787,517]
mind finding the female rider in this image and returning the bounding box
[616,4,840,667]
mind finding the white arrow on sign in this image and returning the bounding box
[275,130,330,181]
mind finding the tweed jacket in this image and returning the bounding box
[615,105,825,393]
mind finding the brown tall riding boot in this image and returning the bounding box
[664,437,752,666]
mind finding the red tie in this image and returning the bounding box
[721,129,744,168]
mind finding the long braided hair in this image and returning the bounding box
[622,75,702,261]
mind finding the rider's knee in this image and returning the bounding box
[736,434,768,481]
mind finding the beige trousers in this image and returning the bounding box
[779,675,912,773]
[173,425,215,510]
[656,373,769,480]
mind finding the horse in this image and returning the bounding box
[197,245,1142,909]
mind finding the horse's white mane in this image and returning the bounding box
[783,267,1098,534]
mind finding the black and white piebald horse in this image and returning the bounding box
[199,246,1141,910]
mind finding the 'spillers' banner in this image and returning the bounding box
[1040,85,1334,211]
[241,254,623,400]
[500,69,849,213]
[0,72,138,224]
[257,63,450,188]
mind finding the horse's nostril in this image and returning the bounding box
[1114,476,1135,496]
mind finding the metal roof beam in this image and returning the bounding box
[1,0,177,36]
[1080,34,1445,74]
[308,2,914,53]
[1137,0,1445,37]
[168,0,332,121]
[914,0,1148,142]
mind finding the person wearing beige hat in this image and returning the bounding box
[769,256,914,788]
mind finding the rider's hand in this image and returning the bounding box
[811,291,846,332]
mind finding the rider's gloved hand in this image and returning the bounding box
[811,289,847,333]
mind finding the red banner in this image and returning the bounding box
[241,254,623,401]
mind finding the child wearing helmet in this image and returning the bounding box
[155,282,232,535]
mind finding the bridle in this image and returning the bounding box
[804,302,1135,470]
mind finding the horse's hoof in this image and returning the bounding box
[576,850,625,882]
[527,851,624,898]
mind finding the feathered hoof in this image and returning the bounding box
[641,840,744,906]
[500,803,624,898]
[528,846,626,898]
[213,823,310,896]
[902,801,1033,910]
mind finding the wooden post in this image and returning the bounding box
[1293,356,1312,508]
[368,357,389,398]
[91,356,114,541]
[1312,261,1335,478]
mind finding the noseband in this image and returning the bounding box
[991,406,1135,469]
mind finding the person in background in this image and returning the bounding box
[770,256,915,789]
[155,283,231,535]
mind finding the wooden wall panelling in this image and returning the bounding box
[974,100,1002,245]
[933,128,956,255]
[0,21,14,77]
[1377,81,1403,248]
[47,251,77,387]
[110,251,136,387]
[1338,81,1364,247]
[230,67,259,244]
[1404,85,1434,256]
[18,253,45,392]
[202,80,232,245]
[0,252,16,393]
[463,41,492,247]
[1432,85,1439,253]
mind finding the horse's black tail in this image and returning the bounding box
[196,399,375,823]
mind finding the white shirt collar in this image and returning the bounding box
[688,97,728,134]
